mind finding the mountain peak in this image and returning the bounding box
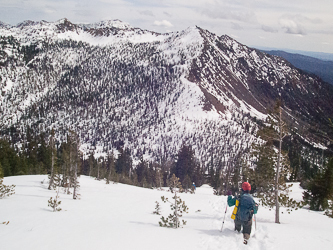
[86,19,132,30]
[0,18,332,162]
[54,18,71,25]
[16,20,39,28]
[0,21,11,28]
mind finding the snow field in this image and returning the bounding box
[1,176,333,250]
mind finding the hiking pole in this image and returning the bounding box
[221,204,228,232]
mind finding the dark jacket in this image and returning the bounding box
[228,192,258,221]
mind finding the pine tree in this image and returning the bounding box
[136,156,147,186]
[153,201,161,215]
[106,153,116,184]
[304,156,333,213]
[48,129,56,190]
[68,131,80,199]
[88,152,95,177]
[58,132,80,198]
[254,101,301,222]
[173,144,196,185]
[182,175,192,192]
[48,174,62,212]
[159,174,189,228]
[154,165,163,189]
[115,147,132,177]
[0,139,17,177]
[0,163,3,179]
[0,162,15,198]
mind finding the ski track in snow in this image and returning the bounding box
[203,195,272,250]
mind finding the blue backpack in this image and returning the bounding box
[237,193,255,221]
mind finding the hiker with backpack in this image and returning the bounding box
[227,182,258,244]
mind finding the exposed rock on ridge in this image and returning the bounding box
[1,19,332,165]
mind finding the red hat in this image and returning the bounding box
[242,182,251,191]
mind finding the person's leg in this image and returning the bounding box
[234,219,241,232]
[242,219,253,239]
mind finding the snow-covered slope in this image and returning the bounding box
[1,19,333,164]
[1,175,332,250]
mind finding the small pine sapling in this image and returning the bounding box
[153,201,161,215]
[325,201,333,218]
[0,164,15,198]
[0,178,15,198]
[48,174,62,212]
[159,174,189,228]
[0,179,15,198]
[48,194,62,212]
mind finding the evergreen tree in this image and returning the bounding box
[67,131,80,199]
[57,132,80,198]
[37,132,50,174]
[173,144,197,186]
[248,142,277,204]
[48,174,62,211]
[159,174,189,228]
[253,101,301,221]
[0,139,16,176]
[0,162,3,179]
[153,201,161,215]
[115,147,132,184]
[303,155,333,213]
[26,126,38,174]
[182,175,192,191]
[0,162,16,198]
[48,129,56,190]
[136,156,147,186]
[212,160,224,195]
[88,152,95,177]
[106,153,116,184]
[154,165,163,189]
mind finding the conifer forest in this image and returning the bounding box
[1,19,333,218]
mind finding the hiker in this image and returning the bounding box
[191,182,196,193]
[227,182,258,243]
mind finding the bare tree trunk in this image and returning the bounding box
[89,160,92,177]
[48,129,55,190]
[158,171,162,188]
[73,159,77,199]
[97,161,100,180]
[174,190,178,228]
[54,185,60,212]
[67,141,72,195]
[275,107,282,224]
[107,164,112,183]
[73,135,78,199]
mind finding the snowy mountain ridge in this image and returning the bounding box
[1,18,333,165]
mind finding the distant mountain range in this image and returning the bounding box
[1,18,333,164]
[262,50,333,85]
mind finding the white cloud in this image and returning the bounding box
[279,15,307,35]
[230,22,243,30]
[139,10,154,17]
[163,11,172,17]
[153,20,173,28]
[0,0,333,53]
[262,25,278,33]
[201,8,257,23]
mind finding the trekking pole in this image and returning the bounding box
[254,214,257,231]
[220,204,228,232]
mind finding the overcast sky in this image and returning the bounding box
[1,0,332,53]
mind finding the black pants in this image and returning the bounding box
[234,218,252,235]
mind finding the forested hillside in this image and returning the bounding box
[1,19,333,216]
